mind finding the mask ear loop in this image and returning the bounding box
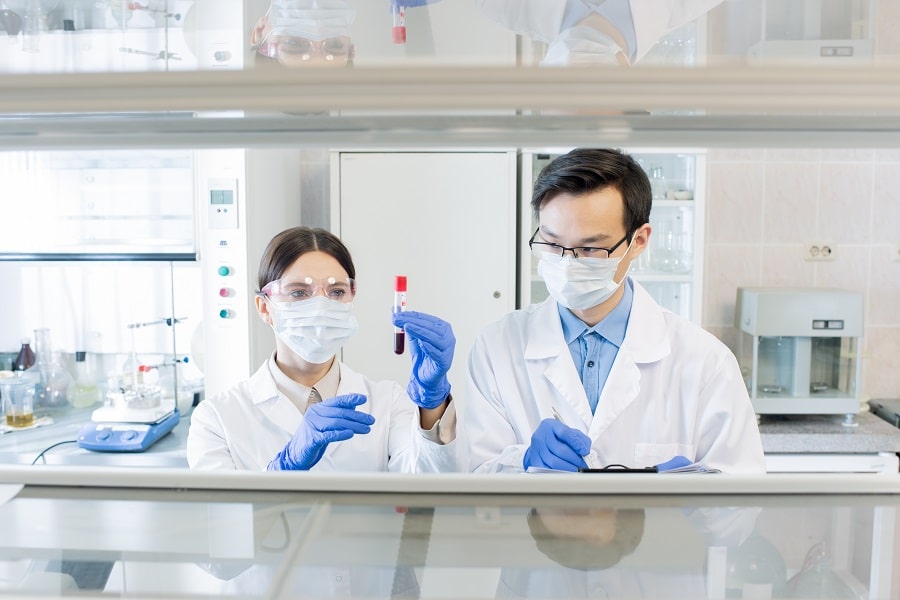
[610,230,640,287]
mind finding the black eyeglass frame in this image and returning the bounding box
[528,228,631,259]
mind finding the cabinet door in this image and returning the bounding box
[336,151,517,388]
[521,149,706,323]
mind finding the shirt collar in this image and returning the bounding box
[557,277,634,347]
[266,352,342,410]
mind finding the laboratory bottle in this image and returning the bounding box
[649,165,668,201]
[71,351,100,409]
[31,328,73,414]
[13,338,36,372]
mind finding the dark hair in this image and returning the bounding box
[257,226,355,291]
[531,148,652,236]
[527,508,645,571]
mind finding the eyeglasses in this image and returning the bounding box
[258,276,356,303]
[256,34,352,62]
[529,228,630,259]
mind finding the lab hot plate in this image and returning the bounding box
[77,409,180,452]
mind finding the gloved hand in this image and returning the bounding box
[391,0,442,7]
[267,393,375,471]
[391,310,455,409]
[523,418,592,472]
[656,455,692,472]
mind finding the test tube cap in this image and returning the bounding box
[394,275,407,292]
[392,26,406,44]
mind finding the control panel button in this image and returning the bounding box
[217,266,231,277]
[219,309,233,319]
[219,287,232,298]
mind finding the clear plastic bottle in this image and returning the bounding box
[31,328,73,414]
[71,351,101,409]
[13,338,36,372]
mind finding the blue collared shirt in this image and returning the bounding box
[558,278,634,414]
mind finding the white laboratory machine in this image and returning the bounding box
[735,287,864,418]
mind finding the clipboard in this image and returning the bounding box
[578,466,658,473]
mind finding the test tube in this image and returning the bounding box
[393,275,407,354]
[391,3,406,44]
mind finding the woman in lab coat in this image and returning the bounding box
[187,226,457,472]
[459,148,765,474]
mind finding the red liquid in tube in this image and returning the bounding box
[394,275,407,355]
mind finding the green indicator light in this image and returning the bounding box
[217,266,231,276]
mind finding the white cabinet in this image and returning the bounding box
[519,148,706,323]
[334,151,517,386]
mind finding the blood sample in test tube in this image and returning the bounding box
[393,275,407,354]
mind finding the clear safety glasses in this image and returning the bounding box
[255,33,352,63]
[259,276,357,304]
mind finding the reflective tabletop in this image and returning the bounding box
[0,469,897,599]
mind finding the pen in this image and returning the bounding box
[551,406,566,424]
[550,406,601,469]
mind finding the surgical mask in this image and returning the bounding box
[537,241,633,310]
[270,296,359,364]
[266,0,355,41]
[540,25,623,67]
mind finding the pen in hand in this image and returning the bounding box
[550,406,600,469]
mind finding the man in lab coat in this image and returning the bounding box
[460,148,765,473]
[475,0,725,66]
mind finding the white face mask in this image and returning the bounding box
[270,296,359,364]
[267,0,355,41]
[537,240,632,310]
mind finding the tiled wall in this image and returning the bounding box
[702,148,900,403]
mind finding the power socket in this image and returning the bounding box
[804,243,836,261]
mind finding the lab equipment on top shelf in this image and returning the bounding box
[735,287,864,419]
[521,148,706,323]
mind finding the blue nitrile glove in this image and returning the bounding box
[523,418,593,472]
[391,310,455,409]
[391,0,442,8]
[267,393,375,471]
[656,455,692,472]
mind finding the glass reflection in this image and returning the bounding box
[0,0,885,73]
[3,485,895,599]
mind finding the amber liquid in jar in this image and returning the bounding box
[6,413,34,428]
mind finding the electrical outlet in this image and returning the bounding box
[804,243,837,261]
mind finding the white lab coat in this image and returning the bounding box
[460,279,765,473]
[187,360,456,472]
[475,0,724,63]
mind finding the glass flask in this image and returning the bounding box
[31,328,73,414]
[13,338,36,372]
[71,351,101,409]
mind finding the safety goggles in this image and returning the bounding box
[258,276,356,303]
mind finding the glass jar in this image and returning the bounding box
[31,328,73,414]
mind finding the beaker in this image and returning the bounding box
[32,328,73,414]
[2,374,36,428]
